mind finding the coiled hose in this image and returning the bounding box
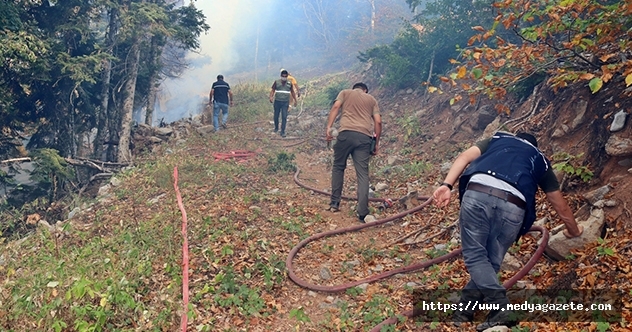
[287,167,550,331]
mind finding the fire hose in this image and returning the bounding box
[212,150,257,162]
[287,167,550,331]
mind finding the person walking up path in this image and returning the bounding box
[269,70,297,138]
[210,75,233,132]
[325,82,381,222]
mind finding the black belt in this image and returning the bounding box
[466,182,526,209]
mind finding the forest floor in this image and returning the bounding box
[1,73,631,332]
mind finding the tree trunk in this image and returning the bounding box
[94,7,118,161]
[145,83,158,126]
[117,39,141,163]
[144,36,160,126]
[106,98,120,162]
[424,50,435,100]
[95,60,112,160]
[427,49,435,83]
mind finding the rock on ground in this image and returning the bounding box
[545,208,605,261]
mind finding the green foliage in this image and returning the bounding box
[1,0,210,163]
[551,152,594,183]
[212,268,266,317]
[3,217,175,330]
[359,27,427,89]
[361,0,502,90]
[170,3,210,50]
[0,1,23,31]
[324,80,350,104]
[230,83,273,123]
[289,307,311,323]
[267,152,296,173]
[361,294,396,329]
[588,78,604,94]
[403,161,430,177]
[345,286,363,297]
[302,78,350,109]
[2,148,77,206]
[397,115,423,141]
[30,148,74,183]
[596,322,610,332]
[596,238,615,257]
[425,247,448,259]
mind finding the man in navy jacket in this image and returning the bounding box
[433,131,583,331]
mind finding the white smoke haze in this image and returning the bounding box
[155,0,281,123]
[154,0,413,124]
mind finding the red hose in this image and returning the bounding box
[212,150,257,162]
[289,167,550,331]
[173,167,190,332]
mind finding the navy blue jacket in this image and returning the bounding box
[458,132,551,236]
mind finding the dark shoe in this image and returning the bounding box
[221,122,228,129]
[280,132,286,138]
[273,129,278,133]
[358,215,366,223]
[327,204,340,212]
[476,310,516,332]
[452,311,474,327]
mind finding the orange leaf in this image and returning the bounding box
[472,26,486,32]
[599,53,616,62]
[439,76,450,82]
[457,66,467,79]
[585,274,596,287]
[580,73,595,80]
[468,35,478,46]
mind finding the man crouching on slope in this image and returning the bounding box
[432,131,583,331]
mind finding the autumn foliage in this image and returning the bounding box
[441,0,632,107]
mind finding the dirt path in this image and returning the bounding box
[256,142,467,331]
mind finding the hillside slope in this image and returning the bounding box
[1,74,630,332]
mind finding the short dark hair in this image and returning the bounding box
[516,132,538,147]
[217,74,224,80]
[352,82,369,92]
[280,70,288,76]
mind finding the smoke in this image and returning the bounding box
[156,0,280,124]
[153,0,413,125]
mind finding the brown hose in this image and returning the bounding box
[288,167,551,330]
[368,225,549,332]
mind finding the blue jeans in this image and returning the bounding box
[330,131,372,217]
[213,102,229,130]
[458,189,525,308]
[273,100,289,134]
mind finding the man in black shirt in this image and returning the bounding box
[209,75,233,132]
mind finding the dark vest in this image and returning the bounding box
[273,79,292,102]
[458,132,551,236]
